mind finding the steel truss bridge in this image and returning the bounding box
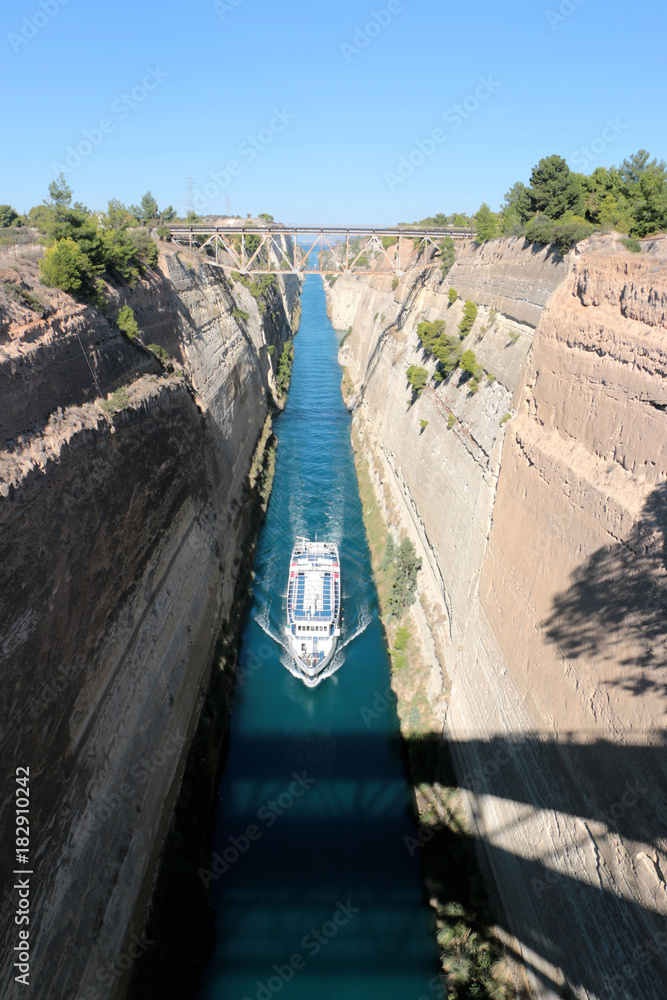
[168,225,472,276]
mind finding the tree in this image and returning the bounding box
[105,199,135,231]
[475,203,498,242]
[258,212,274,223]
[439,236,456,277]
[406,365,428,395]
[39,238,91,292]
[458,300,478,338]
[386,538,422,618]
[448,287,458,305]
[500,181,532,233]
[48,172,72,210]
[185,210,201,224]
[161,205,176,222]
[460,349,481,377]
[527,155,582,220]
[117,305,140,340]
[619,150,667,236]
[140,191,158,223]
[0,205,20,227]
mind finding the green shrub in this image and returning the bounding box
[447,413,456,429]
[458,300,478,338]
[392,277,399,291]
[439,236,456,278]
[128,227,158,267]
[275,339,294,395]
[406,365,428,395]
[448,287,458,305]
[101,387,131,413]
[3,282,46,315]
[147,343,170,365]
[417,319,446,353]
[621,236,642,253]
[380,534,395,571]
[507,329,520,344]
[486,371,496,383]
[232,308,249,322]
[39,238,91,292]
[461,349,482,378]
[386,538,422,618]
[419,419,429,431]
[117,304,139,341]
[267,344,275,355]
[467,377,480,394]
[157,225,172,241]
[500,412,512,425]
[524,214,594,253]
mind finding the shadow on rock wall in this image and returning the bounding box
[545,481,667,706]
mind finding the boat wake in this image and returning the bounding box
[340,605,372,649]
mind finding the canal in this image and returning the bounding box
[198,275,439,1000]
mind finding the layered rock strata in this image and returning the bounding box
[0,249,299,999]
[327,234,667,1000]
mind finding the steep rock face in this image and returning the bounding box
[327,235,667,1000]
[0,253,299,999]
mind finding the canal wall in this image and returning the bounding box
[326,234,667,1000]
[0,247,299,999]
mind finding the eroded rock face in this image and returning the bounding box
[0,253,299,999]
[327,235,667,1000]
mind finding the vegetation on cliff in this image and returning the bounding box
[352,437,514,1000]
[274,338,294,397]
[408,149,667,255]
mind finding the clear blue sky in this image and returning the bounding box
[1,0,665,225]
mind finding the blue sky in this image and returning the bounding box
[1,0,665,224]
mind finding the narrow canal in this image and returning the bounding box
[198,276,439,1000]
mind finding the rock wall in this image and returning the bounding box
[0,250,299,999]
[326,234,667,1000]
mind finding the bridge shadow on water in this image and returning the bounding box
[169,728,667,1000]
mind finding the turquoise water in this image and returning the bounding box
[198,277,440,1000]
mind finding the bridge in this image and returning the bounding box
[168,225,472,276]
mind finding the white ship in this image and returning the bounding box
[285,537,341,683]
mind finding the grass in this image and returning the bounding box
[3,280,47,316]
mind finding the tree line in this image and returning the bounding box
[408,149,667,251]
